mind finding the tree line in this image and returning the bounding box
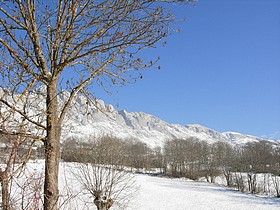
[61,136,163,172]
[61,136,280,197]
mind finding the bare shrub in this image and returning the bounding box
[71,163,137,210]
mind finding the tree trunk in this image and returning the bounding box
[1,177,11,210]
[94,196,113,210]
[223,169,233,187]
[44,82,61,210]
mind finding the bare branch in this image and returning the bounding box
[0,99,46,130]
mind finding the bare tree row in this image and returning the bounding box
[163,138,280,197]
[62,136,280,197]
[61,136,163,172]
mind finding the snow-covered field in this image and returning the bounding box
[130,175,280,210]
[8,161,280,210]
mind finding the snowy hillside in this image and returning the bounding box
[60,92,277,148]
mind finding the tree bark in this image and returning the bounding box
[1,176,11,210]
[44,81,61,210]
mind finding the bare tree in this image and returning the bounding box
[72,163,137,210]
[123,138,152,171]
[0,131,35,209]
[15,169,44,210]
[163,139,186,177]
[164,138,213,179]
[0,0,194,209]
[211,142,235,187]
[0,86,41,209]
[234,172,246,193]
[271,175,280,198]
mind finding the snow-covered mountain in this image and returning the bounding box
[1,87,276,148]
[61,93,278,148]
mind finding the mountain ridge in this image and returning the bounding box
[62,92,279,147]
[1,87,277,148]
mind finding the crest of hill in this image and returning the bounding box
[61,91,278,148]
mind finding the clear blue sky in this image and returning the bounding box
[95,0,280,138]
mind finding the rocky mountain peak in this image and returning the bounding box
[62,93,277,148]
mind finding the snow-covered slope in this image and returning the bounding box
[61,93,278,148]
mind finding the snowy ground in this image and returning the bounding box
[129,175,280,210]
[8,161,280,209]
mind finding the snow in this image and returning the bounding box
[7,161,280,210]
[130,175,280,210]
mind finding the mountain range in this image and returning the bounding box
[1,87,277,148]
[62,92,279,148]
